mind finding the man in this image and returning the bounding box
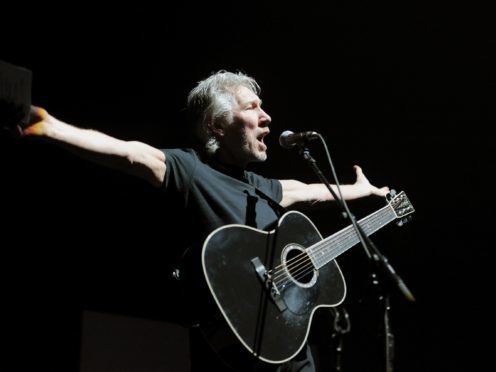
[8,70,388,371]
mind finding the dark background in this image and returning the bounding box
[1,1,494,371]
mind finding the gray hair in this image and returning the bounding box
[187,70,260,155]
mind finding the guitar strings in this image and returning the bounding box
[276,207,394,287]
[272,207,392,289]
[273,207,395,289]
[283,218,377,285]
[270,206,391,282]
[270,206,394,290]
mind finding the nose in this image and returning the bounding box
[259,108,271,127]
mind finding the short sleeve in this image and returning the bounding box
[162,148,199,193]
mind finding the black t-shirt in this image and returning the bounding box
[162,148,283,245]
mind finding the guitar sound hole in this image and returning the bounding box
[284,247,317,288]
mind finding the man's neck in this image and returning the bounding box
[209,151,247,181]
[215,150,248,169]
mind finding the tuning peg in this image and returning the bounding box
[387,189,397,201]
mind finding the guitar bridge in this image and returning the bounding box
[251,257,287,312]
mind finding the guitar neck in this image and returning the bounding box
[308,205,397,269]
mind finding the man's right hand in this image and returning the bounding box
[0,103,48,137]
[22,106,49,136]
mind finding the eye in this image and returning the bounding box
[246,101,261,110]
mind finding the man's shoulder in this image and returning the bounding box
[244,169,278,184]
[162,147,198,159]
[162,148,202,166]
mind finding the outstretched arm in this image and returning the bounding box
[17,106,166,187]
[279,165,389,208]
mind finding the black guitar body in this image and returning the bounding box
[202,211,346,364]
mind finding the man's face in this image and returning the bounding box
[219,86,272,166]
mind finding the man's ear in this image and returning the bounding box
[208,121,224,138]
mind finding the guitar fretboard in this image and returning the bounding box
[308,205,397,269]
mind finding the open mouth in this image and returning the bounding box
[257,132,268,150]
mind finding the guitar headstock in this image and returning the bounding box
[387,191,415,226]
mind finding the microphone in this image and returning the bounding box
[279,130,319,149]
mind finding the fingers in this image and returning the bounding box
[19,106,49,136]
[376,186,390,197]
[353,165,368,183]
[28,105,48,124]
[354,165,390,197]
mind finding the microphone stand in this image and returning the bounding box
[296,144,415,372]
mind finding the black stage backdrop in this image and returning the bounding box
[1,2,494,372]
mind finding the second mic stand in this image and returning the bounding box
[297,144,415,372]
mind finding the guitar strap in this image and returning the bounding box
[252,185,288,219]
[208,153,288,219]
